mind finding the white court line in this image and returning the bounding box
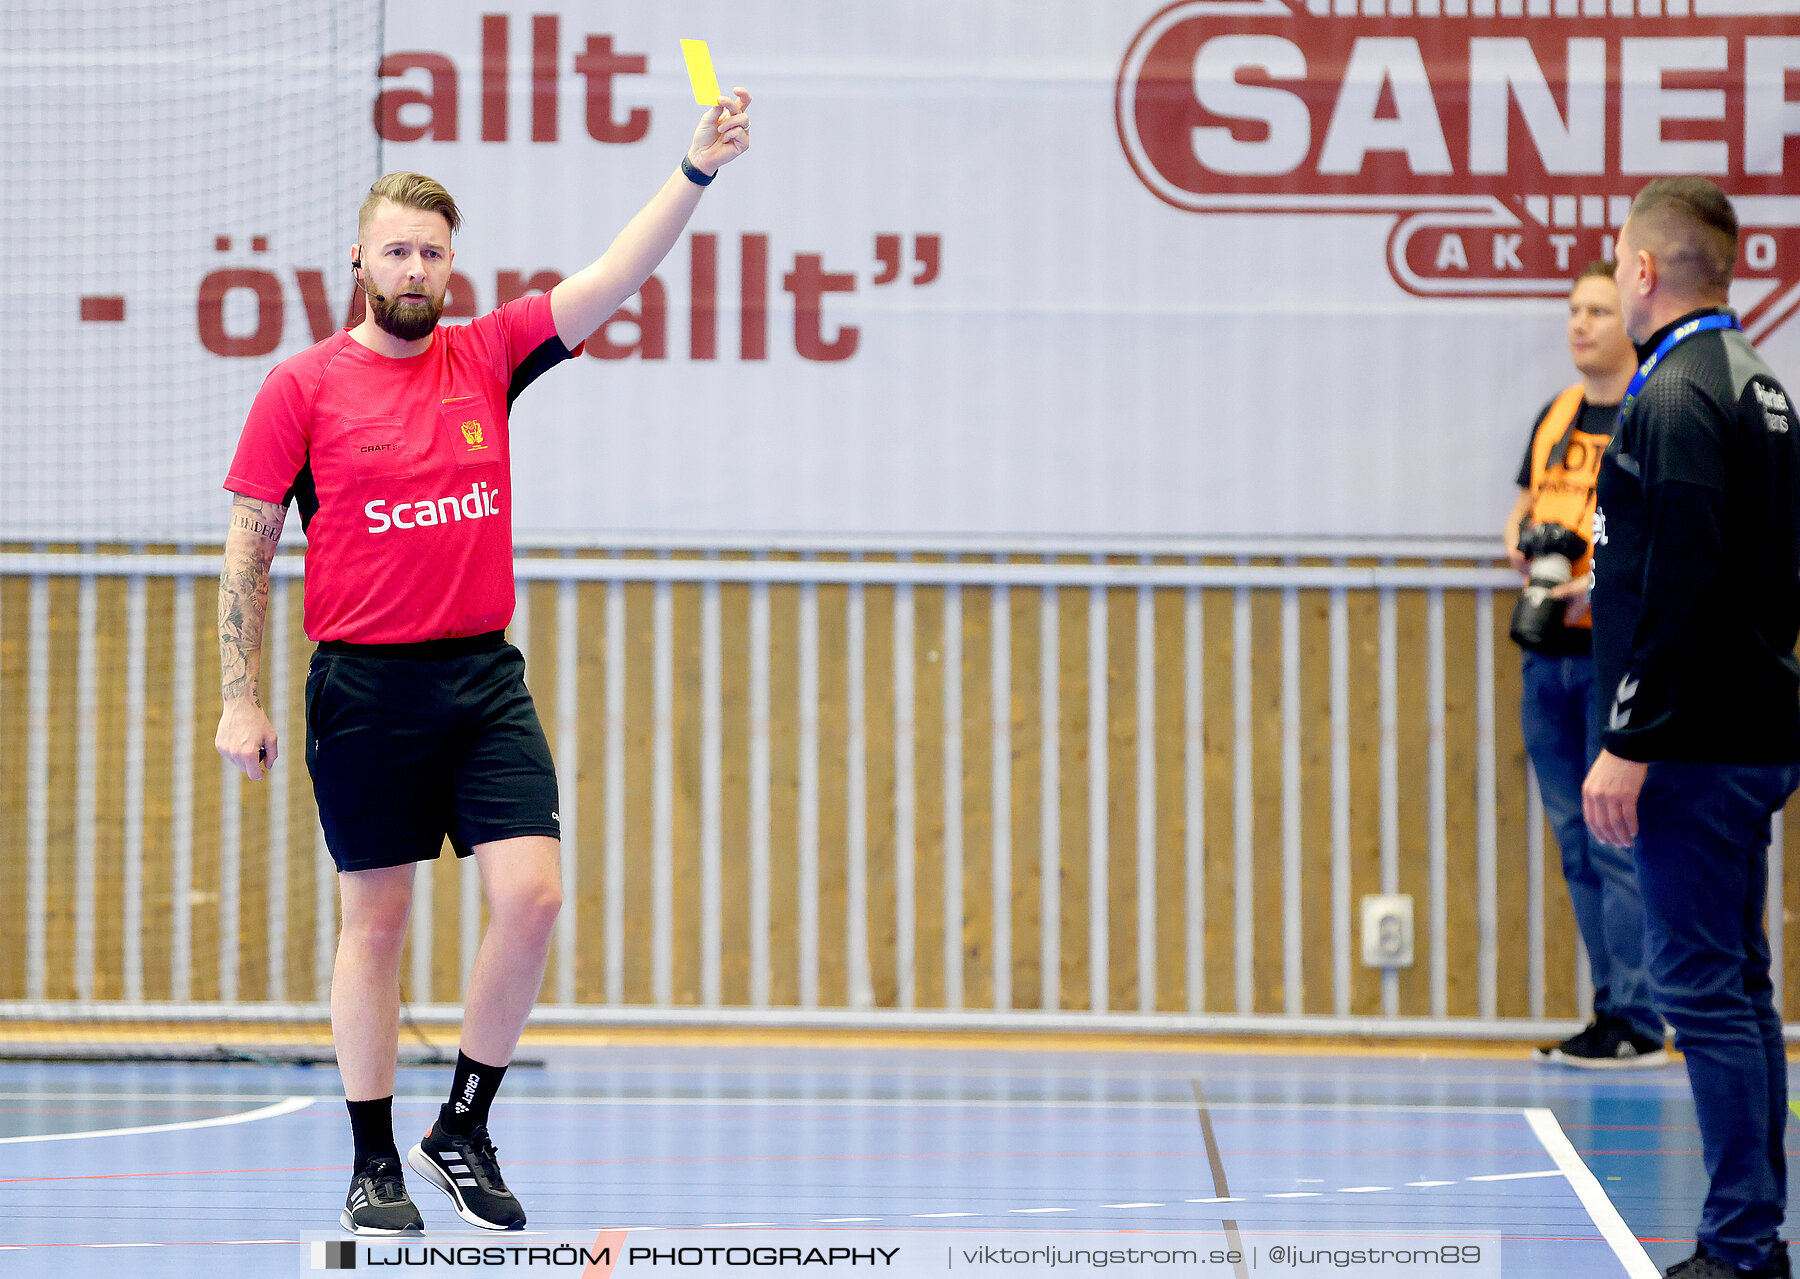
[0,1096,311,1145]
[0,1092,302,1102]
[1467,1169,1564,1182]
[1525,1107,1659,1279]
[1406,1180,1455,1187]
[1339,1186,1390,1193]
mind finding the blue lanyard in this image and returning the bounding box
[1619,312,1739,417]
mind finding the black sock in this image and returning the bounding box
[347,1096,398,1173]
[439,1051,508,1136]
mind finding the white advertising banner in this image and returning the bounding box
[6,0,1799,541]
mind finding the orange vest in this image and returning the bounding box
[1526,383,1610,630]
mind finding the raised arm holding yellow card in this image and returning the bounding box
[545,81,750,351]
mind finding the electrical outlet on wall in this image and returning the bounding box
[1361,894,1414,968]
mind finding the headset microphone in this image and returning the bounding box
[350,254,384,304]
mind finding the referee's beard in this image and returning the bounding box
[369,288,444,343]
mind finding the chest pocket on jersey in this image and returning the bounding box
[441,396,503,468]
[346,416,416,480]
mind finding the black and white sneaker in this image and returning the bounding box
[341,1155,424,1235]
[408,1120,526,1231]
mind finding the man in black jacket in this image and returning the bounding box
[1584,177,1800,1279]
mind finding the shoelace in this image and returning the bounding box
[364,1161,409,1205]
[461,1128,509,1191]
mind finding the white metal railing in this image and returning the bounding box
[0,542,1779,1040]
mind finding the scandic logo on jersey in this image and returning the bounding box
[364,481,501,534]
[1115,0,1800,343]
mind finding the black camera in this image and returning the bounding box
[1509,521,1589,650]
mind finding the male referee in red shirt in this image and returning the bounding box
[214,90,751,1235]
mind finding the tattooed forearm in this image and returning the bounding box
[219,493,287,705]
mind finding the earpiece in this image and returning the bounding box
[350,254,382,303]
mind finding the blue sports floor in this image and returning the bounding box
[0,1037,1763,1276]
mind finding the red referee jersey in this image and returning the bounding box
[224,292,576,643]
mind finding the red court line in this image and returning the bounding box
[1562,1122,1703,1133]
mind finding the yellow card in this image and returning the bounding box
[680,39,722,107]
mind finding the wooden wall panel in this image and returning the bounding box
[1006,582,1041,1011]
[1439,589,1476,1017]
[189,575,222,1003]
[1249,588,1284,1014]
[1055,581,1092,1011]
[1345,582,1384,1016]
[716,576,752,1008]
[814,579,850,1010]
[1392,589,1432,1017]
[910,582,947,1010]
[0,572,30,1000]
[91,576,127,1000]
[618,578,657,1007]
[1298,588,1336,1015]
[669,573,704,1007]
[1151,584,1191,1014]
[764,581,801,1008]
[1200,585,1237,1014]
[43,576,80,1002]
[959,585,996,1011]
[140,575,177,1003]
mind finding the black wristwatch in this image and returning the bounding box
[680,156,715,187]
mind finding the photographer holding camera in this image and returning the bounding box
[1502,260,1667,1068]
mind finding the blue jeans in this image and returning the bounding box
[1520,650,1660,1040]
[1635,760,1800,1269]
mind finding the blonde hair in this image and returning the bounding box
[357,171,462,240]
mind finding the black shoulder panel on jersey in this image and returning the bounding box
[285,457,319,533]
[1724,329,1778,401]
[508,335,577,408]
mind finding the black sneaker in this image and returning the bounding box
[1533,1018,1603,1063]
[408,1120,526,1231]
[341,1155,424,1235]
[1538,1016,1670,1070]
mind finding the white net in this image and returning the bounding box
[0,1,383,543]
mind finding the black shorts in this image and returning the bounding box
[304,632,561,873]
